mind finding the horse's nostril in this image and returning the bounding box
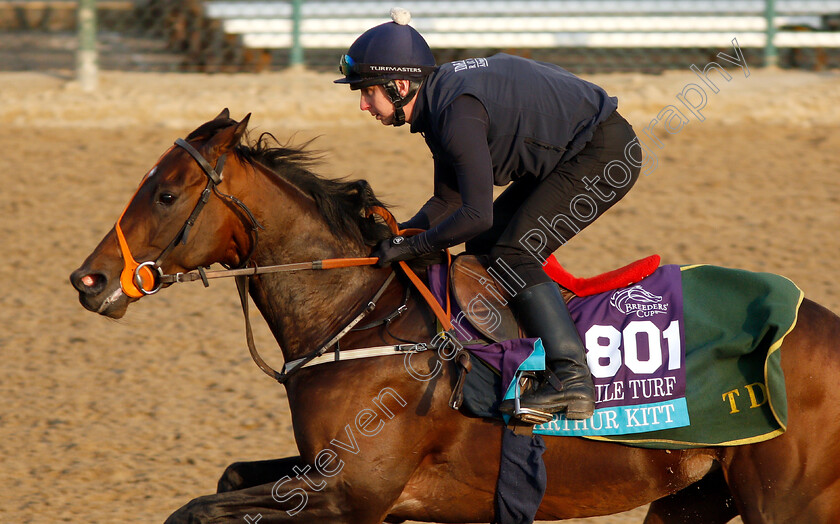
[71,269,108,295]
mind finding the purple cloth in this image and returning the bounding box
[535,265,689,436]
[428,262,690,437]
[566,264,686,409]
[426,264,540,391]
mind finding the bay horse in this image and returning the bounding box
[70,111,840,523]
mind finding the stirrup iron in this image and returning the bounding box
[512,398,554,425]
[510,373,553,425]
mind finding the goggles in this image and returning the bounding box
[339,54,357,76]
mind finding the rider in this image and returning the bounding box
[335,8,641,421]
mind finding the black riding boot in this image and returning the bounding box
[503,282,595,420]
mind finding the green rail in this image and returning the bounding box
[764,0,778,67]
[290,0,304,66]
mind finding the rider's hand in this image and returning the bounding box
[372,236,421,268]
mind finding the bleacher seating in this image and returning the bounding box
[203,0,840,51]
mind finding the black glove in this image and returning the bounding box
[372,235,422,268]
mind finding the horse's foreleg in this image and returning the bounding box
[217,457,305,493]
[167,468,394,524]
[643,467,738,524]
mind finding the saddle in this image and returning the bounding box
[449,254,661,343]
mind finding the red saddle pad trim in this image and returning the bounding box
[543,254,661,297]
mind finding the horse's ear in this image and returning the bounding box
[206,113,251,158]
[215,108,230,120]
[235,113,251,143]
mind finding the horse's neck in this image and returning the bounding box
[242,165,384,358]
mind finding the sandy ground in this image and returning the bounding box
[2,64,839,523]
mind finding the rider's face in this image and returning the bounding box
[359,85,396,125]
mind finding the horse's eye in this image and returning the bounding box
[158,192,177,206]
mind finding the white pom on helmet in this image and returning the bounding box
[335,7,435,90]
[390,7,412,25]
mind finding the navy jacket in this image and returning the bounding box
[406,53,617,251]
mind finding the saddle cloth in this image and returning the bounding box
[449,254,660,342]
[431,259,803,449]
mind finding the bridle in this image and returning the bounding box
[112,136,408,383]
[113,134,459,387]
[114,138,262,298]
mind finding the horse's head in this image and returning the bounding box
[70,109,254,318]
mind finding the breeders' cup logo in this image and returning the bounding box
[610,285,668,318]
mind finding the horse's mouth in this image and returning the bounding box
[78,287,130,319]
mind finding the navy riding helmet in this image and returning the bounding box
[335,8,436,126]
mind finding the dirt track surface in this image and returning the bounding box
[2,66,839,523]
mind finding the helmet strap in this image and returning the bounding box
[383,80,421,127]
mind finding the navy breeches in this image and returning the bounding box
[465,111,641,289]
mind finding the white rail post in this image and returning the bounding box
[77,0,98,91]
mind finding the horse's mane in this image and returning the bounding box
[188,120,392,247]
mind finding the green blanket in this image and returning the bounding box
[586,264,803,449]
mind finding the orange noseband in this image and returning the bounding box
[114,146,174,298]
